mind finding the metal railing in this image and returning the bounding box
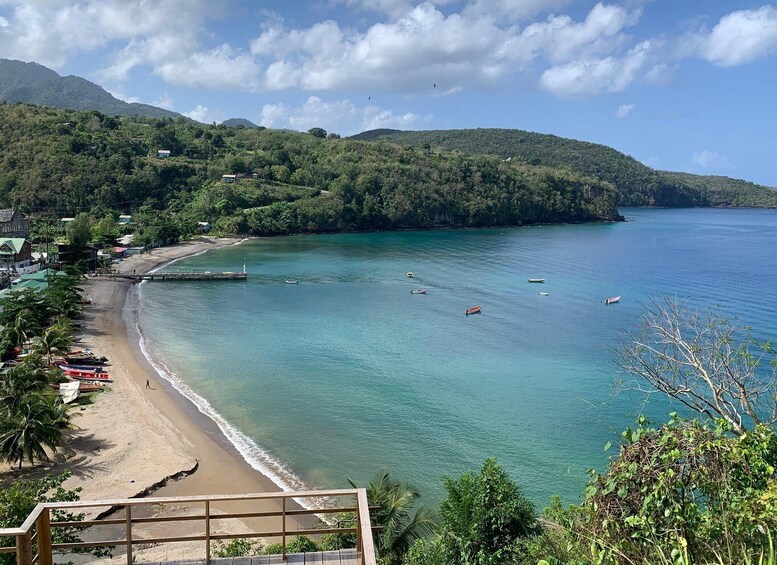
[0,488,377,565]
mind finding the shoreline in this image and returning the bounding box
[2,237,314,545]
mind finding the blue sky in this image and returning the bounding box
[1,1,776,186]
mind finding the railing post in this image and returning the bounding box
[125,505,132,565]
[36,508,52,565]
[17,531,33,565]
[204,500,210,565]
[356,496,362,564]
[281,497,287,561]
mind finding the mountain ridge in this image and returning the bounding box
[350,128,777,208]
[0,58,180,119]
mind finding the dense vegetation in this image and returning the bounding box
[0,103,621,238]
[351,128,777,208]
[0,59,179,119]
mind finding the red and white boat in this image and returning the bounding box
[605,296,621,305]
[465,306,482,315]
[62,367,111,380]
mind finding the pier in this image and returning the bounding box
[95,272,247,281]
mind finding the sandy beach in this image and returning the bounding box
[1,236,312,561]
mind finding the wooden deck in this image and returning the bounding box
[94,272,247,281]
[142,549,358,564]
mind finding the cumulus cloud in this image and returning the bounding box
[615,103,635,118]
[184,105,222,124]
[152,92,174,110]
[692,150,731,169]
[154,45,260,90]
[260,96,421,135]
[331,0,455,19]
[703,6,777,67]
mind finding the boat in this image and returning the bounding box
[528,278,545,283]
[539,292,549,296]
[285,280,298,284]
[62,367,111,380]
[605,296,621,305]
[410,289,427,294]
[60,364,108,373]
[52,381,105,393]
[407,272,414,278]
[465,306,482,315]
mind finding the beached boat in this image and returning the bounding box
[410,289,427,294]
[52,381,105,393]
[605,296,621,305]
[465,306,482,315]
[285,280,298,284]
[62,367,111,380]
[67,372,112,382]
[61,364,108,373]
[407,272,414,278]
[528,278,545,283]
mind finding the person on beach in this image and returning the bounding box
[146,379,150,389]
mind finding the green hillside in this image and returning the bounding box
[0,103,621,239]
[222,118,260,128]
[351,128,777,208]
[0,59,179,119]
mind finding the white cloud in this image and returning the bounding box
[703,6,777,67]
[463,0,574,24]
[107,89,140,104]
[152,92,174,110]
[539,40,654,97]
[260,96,421,135]
[331,0,455,19]
[615,103,635,118]
[153,45,260,90]
[184,104,222,124]
[692,150,731,169]
[0,16,9,27]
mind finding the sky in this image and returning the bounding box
[0,1,776,187]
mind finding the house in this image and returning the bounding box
[222,174,237,183]
[60,217,75,226]
[157,150,171,158]
[112,247,128,258]
[197,221,211,233]
[0,238,37,274]
[118,215,134,225]
[0,209,30,239]
[56,242,99,271]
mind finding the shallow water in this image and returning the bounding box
[137,208,777,505]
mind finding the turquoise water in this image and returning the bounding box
[136,208,777,505]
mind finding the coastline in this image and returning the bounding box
[2,237,313,557]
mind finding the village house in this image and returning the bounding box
[118,214,134,225]
[222,174,237,183]
[0,238,37,275]
[0,209,30,239]
[197,221,211,233]
[157,149,171,158]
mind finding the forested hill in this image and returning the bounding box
[0,103,621,238]
[0,59,179,119]
[351,128,777,208]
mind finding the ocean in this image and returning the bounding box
[134,207,777,506]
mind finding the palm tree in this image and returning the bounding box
[1,309,39,352]
[0,355,51,412]
[349,473,437,564]
[0,394,67,470]
[34,322,73,364]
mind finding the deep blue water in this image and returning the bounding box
[136,208,777,505]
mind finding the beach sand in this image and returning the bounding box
[1,237,314,561]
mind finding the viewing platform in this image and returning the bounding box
[94,272,248,281]
[0,489,377,565]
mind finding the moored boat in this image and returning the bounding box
[407,272,414,278]
[528,278,545,283]
[539,292,549,296]
[465,306,482,315]
[605,296,621,305]
[410,289,427,294]
[285,280,298,284]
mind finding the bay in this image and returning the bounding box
[136,208,777,505]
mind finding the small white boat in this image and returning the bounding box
[407,272,414,278]
[285,280,298,284]
[410,289,427,294]
[528,278,545,283]
[605,295,621,305]
[539,292,549,296]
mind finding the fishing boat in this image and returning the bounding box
[407,272,414,278]
[59,363,109,372]
[605,296,621,305]
[465,306,482,315]
[528,278,545,283]
[410,289,427,294]
[539,292,549,296]
[62,367,111,380]
[52,382,105,393]
[285,280,298,284]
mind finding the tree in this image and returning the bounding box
[308,127,327,139]
[348,473,436,565]
[34,322,73,364]
[408,459,539,565]
[0,394,67,469]
[618,297,777,436]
